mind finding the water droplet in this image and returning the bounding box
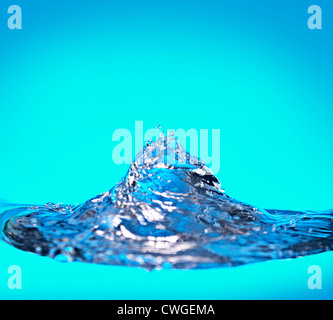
[35,246,42,254]
[55,253,72,263]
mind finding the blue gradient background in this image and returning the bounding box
[0,0,332,299]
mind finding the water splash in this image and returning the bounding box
[1,134,333,269]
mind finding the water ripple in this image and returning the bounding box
[1,135,333,269]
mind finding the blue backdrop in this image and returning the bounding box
[0,0,332,299]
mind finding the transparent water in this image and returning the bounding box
[1,134,333,270]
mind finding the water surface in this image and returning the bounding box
[1,135,333,269]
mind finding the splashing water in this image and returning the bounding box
[1,134,333,269]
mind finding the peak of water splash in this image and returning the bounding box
[1,134,333,269]
[134,131,213,175]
